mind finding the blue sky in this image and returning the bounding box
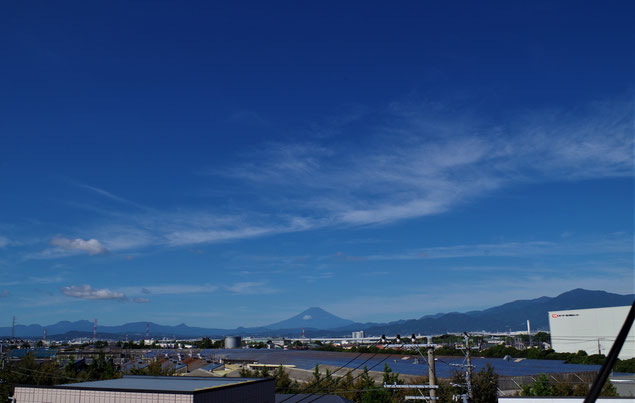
[0,1,633,329]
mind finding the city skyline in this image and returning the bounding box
[0,1,633,328]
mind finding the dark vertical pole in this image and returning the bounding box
[584,301,635,403]
[465,333,473,402]
[428,347,437,400]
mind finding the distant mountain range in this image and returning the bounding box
[342,289,634,336]
[2,289,632,339]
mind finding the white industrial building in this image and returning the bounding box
[548,305,634,360]
[352,331,365,340]
[13,375,275,403]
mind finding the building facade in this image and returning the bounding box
[13,375,275,403]
[548,305,634,360]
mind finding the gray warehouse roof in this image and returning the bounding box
[58,375,269,393]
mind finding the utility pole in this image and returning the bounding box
[383,338,438,400]
[408,337,437,400]
[450,334,476,402]
[464,333,474,402]
[428,346,437,400]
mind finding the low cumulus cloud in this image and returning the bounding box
[51,236,108,255]
[61,285,125,300]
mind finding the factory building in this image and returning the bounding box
[13,375,275,403]
[352,331,365,340]
[548,305,634,360]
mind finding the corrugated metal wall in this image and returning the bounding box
[14,387,194,403]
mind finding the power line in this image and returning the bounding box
[296,350,391,402]
[304,340,440,403]
[3,367,87,382]
[281,334,418,403]
[278,337,392,403]
[304,353,395,403]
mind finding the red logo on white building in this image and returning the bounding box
[551,314,559,318]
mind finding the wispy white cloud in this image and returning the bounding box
[301,272,334,282]
[0,236,9,248]
[123,284,218,295]
[30,100,633,256]
[122,282,276,297]
[61,285,126,300]
[224,281,277,295]
[0,290,8,298]
[78,184,148,210]
[215,100,631,229]
[133,297,150,303]
[1,275,66,287]
[165,226,279,246]
[355,236,634,261]
[93,225,156,251]
[50,236,108,255]
[29,275,66,284]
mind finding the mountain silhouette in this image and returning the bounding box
[264,307,354,330]
[2,289,632,338]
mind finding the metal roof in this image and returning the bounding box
[121,360,149,372]
[9,348,57,358]
[200,362,224,371]
[59,375,268,393]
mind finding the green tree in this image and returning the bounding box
[351,366,390,403]
[436,379,457,403]
[259,366,271,378]
[34,361,61,385]
[272,365,299,393]
[472,364,498,403]
[130,360,173,376]
[238,367,257,377]
[86,352,119,380]
[523,374,553,396]
[63,356,79,380]
[304,364,323,393]
[533,332,550,344]
[334,371,356,401]
[600,381,619,397]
